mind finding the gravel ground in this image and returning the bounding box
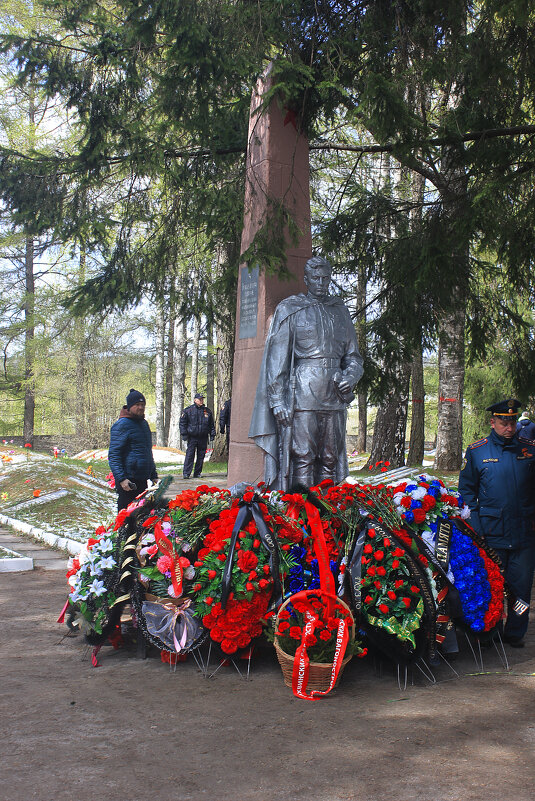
[1,542,534,801]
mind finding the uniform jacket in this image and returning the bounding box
[179,403,216,441]
[458,429,535,549]
[108,408,157,485]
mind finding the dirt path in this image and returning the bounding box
[1,541,534,801]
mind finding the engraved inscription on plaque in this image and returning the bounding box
[239,264,259,339]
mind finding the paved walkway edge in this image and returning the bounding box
[0,513,82,556]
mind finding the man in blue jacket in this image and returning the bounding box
[108,389,158,510]
[180,393,216,479]
[458,398,535,647]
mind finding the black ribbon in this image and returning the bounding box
[401,523,451,582]
[220,496,281,610]
[435,519,453,571]
[250,501,282,610]
[346,525,367,618]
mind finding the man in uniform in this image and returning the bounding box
[180,392,216,479]
[249,256,363,490]
[458,398,535,647]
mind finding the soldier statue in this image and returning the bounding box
[249,256,363,490]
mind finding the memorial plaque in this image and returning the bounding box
[239,264,259,339]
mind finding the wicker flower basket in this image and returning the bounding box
[274,593,355,692]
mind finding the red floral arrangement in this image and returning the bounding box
[202,593,270,654]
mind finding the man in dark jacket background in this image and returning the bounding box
[219,398,231,450]
[180,392,216,479]
[108,389,158,510]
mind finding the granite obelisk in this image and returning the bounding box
[227,70,311,487]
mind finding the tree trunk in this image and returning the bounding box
[434,135,469,471]
[434,300,466,471]
[190,313,200,400]
[407,345,425,466]
[155,308,166,447]
[210,245,236,463]
[74,248,86,443]
[205,320,215,415]
[167,316,187,449]
[366,361,410,468]
[163,297,175,446]
[356,262,367,452]
[23,233,35,444]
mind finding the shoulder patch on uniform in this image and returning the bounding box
[467,437,488,450]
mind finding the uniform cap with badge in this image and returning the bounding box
[485,398,522,417]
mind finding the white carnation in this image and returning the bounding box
[410,487,427,500]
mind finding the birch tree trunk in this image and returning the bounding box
[434,139,469,471]
[155,308,166,446]
[407,346,425,466]
[23,233,35,445]
[167,315,188,449]
[163,297,175,446]
[434,300,466,470]
[190,313,200,400]
[74,248,86,443]
[205,320,215,414]
[22,90,36,445]
[210,244,236,462]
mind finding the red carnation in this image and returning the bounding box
[379,603,389,614]
[289,626,302,640]
[207,570,217,580]
[374,550,384,561]
[387,590,396,601]
[238,550,258,572]
[364,595,373,604]
[402,598,411,607]
[421,495,436,512]
[412,508,426,524]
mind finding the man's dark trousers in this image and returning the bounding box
[493,546,535,640]
[183,438,208,478]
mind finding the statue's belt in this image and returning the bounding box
[295,357,340,368]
